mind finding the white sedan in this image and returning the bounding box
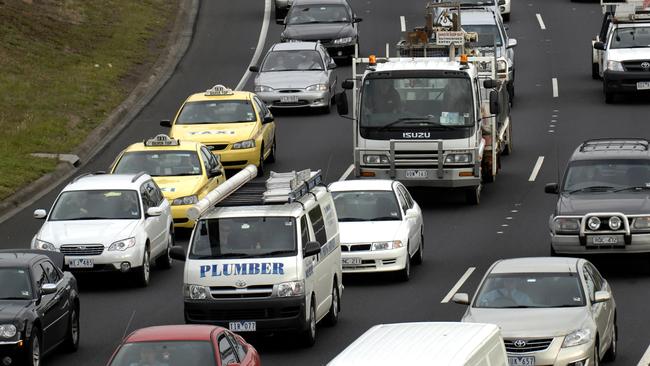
[328,179,424,281]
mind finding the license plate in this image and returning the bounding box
[591,235,618,245]
[637,81,650,90]
[508,356,535,366]
[342,257,362,265]
[68,258,94,268]
[229,321,256,332]
[280,95,299,103]
[406,169,428,178]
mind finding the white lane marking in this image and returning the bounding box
[441,267,475,303]
[122,310,137,339]
[400,15,406,32]
[236,0,271,91]
[528,156,545,182]
[536,13,546,30]
[338,164,355,181]
[552,78,559,98]
[639,344,650,366]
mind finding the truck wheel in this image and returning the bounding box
[466,185,480,205]
[301,299,317,347]
[482,166,495,183]
[592,62,600,80]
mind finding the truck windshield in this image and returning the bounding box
[474,273,585,308]
[610,26,650,49]
[189,217,297,259]
[360,77,474,130]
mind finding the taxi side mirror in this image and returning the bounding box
[208,167,223,178]
[170,246,186,261]
[263,115,275,124]
[303,241,321,257]
[160,120,172,128]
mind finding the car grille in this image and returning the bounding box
[278,89,302,93]
[623,60,650,72]
[504,338,553,353]
[206,144,228,151]
[60,244,104,256]
[222,160,248,167]
[187,306,300,321]
[341,244,372,252]
[210,285,274,299]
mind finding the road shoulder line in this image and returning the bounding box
[236,0,272,91]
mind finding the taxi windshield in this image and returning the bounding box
[474,273,585,308]
[114,151,202,177]
[332,191,402,221]
[176,100,256,124]
[189,217,297,259]
[461,24,503,47]
[0,268,32,300]
[109,341,216,366]
[50,190,141,221]
[287,4,349,25]
[562,159,650,192]
[262,50,324,71]
[610,26,650,49]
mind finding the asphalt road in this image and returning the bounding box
[1,0,649,365]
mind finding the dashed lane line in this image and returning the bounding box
[536,13,546,30]
[528,156,545,182]
[552,78,559,98]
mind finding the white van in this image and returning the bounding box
[171,166,342,346]
[328,322,508,366]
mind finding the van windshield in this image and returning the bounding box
[189,217,297,259]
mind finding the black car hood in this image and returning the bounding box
[282,23,354,41]
[0,300,30,322]
[557,192,650,215]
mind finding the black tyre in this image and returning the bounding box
[24,327,41,366]
[267,137,277,163]
[466,185,481,205]
[593,343,600,366]
[605,91,615,104]
[604,319,617,361]
[592,62,600,80]
[63,305,80,352]
[156,229,174,270]
[398,248,411,281]
[413,231,424,265]
[257,147,265,177]
[301,299,317,347]
[324,281,340,326]
[502,13,510,21]
[135,248,151,287]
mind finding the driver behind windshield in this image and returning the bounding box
[363,80,401,114]
[478,277,533,307]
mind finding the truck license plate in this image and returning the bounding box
[68,258,94,268]
[280,95,299,103]
[591,235,618,245]
[637,81,650,90]
[406,170,427,178]
[229,321,256,332]
[508,356,535,366]
[342,257,362,266]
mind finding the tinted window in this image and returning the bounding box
[41,261,61,283]
[50,190,141,221]
[332,191,402,221]
[141,184,155,210]
[218,335,238,365]
[0,268,32,299]
[262,50,324,71]
[113,151,202,177]
[287,4,350,24]
[562,159,650,192]
[32,264,46,289]
[474,273,585,308]
[108,341,216,366]
[176,100,256,124]
[308,206,327,245]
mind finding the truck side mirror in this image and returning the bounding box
[483,79,497,89]
[545,183,559,194]
[593,41,605,50]
[303,241,321,257]
[489,90,500,115]
[335,92,349,116]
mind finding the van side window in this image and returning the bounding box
[300,216,311,246]
[308,206,327,245]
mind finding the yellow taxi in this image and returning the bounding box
[161,84,276,175]
[110,134,226,228]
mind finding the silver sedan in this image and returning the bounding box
[249,41,337,113]
[453,257,617,366]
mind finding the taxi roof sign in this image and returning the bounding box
[205,84,234,96]
[144,134,180,147]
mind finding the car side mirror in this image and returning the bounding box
[593,290,611,304]
[263,115,275,124]
[209,167,223,178]
[249,65,259,73]
[170,246,187,261]
[146,207,163,217]
[41,283,57,295]
[354,17,363,23]
[593,41,605,50]
[341,79,354,90]
[335,92,349,116]
[451,293,470,305]
[507,38,518,49]
[545,183,559,194]
[303,241,321,257]
[33,209,47,219]
[405,208,418,219]
[489,90,500,115]
[160,120,172,128]
[328,62,337,70]
[483,79,497,89]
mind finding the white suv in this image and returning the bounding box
[31,172,174,286]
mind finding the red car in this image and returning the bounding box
[106,325,261,366]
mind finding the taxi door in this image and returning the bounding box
[252,96,275,160]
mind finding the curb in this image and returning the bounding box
[0,0,200,223]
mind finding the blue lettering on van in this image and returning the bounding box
[199,263,285,278]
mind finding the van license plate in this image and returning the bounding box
[280,95,299,103]
[592,235,618,245]
[229,321,256,332]
[637,81,650,90]
[342,257,362,266]
[508,356,535,366]
[406,170,427,178]
[68,258,94,268]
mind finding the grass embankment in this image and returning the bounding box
[0,0,178,199]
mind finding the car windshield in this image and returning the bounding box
[0,268,32,300]
[458,0,495,5]
[262,50,324,71]
[332,191,402,221]
[113,151,202,177]
[176,100,256,124]
[474,273,585,308]
[610,26,650,49]
[189,217,297,259]
[462,24,503,47]
[562,159,650,192]
[50,190,141,221]
[360,77,474,129]
[287,4,349,24]
[109,341,216,366]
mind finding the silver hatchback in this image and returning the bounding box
[250,41,337,113]
[453,257,617,366]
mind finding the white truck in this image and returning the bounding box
[335,2,512,204]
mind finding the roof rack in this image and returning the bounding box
[579,138,650,152]
[602,0,650,20]
[71,171,106,183]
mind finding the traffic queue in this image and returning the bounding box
[3,0,650,365]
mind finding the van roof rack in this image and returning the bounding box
[579,138,650,152]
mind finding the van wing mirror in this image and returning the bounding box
[483,79,497,89]
[303,241,321,257]
[451,293,470,305]
[489,90,500,115]
[170,246,187,261]
[593,290,611,304]
[341,80,354,90]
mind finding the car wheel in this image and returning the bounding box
[592,62,600,80]
[466,185,481,205]
[267,137,277,163]
[257,146,265,177]
[324,281,340,326]
[550,244,559,257]
[398,247,411,281]
[604,319,617,361]
[63,305,80,352]
[301,298,317,347]
[605,91,615,104]
[156,230,173,269]
[135,248,150,287]
[593,343,600,366]
[25,327,41,366]
[413,231,424,265]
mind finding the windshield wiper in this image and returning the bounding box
[378,117,434,131]
[613,186,650,192]
[567,186,615,194]
[338,217,368,222]
[216,253,254,259]
[258,250,296,257]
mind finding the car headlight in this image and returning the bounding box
[554,218,580,233]
[606,60,624,72]
[444,153,472,164]
[0,324,17,338]
[232,139,256,149]
[172,195,199,206]
[108,237,136,251]
[371,240,403,251]
[363,154,389,164]
[184,284,210,300]
[255,85,274,93]
[333,37,353,44]
[587,217,601,231]
[305,84,328,92]
[633,217,650,230]
[562,329,592,348]
[608,216,622,230]
[276,280,305,297]
[35,239,56,251]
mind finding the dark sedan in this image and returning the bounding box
[280,0,362,62]
[0,250,80,366]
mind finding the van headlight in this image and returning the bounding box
[562,329,591,348]
[371,240,403,251]
[606,60,624,72]
[232,139,256,149]
[305,84,328,92]
[553,218,580,234]
[363,155,389,164]
[444,153,472,164]
[172,195,199,205]
[276,280,305,297]
[34,239,56,251]
[0,324,17,338]
[185,284,210,300]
